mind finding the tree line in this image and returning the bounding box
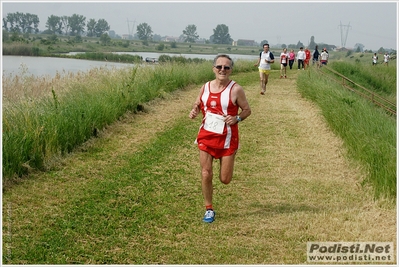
[3,12,110,37]
[3,11,351,50]
[2,12,241,45]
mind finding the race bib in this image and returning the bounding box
[203,112,225,134]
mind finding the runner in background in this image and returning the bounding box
[304,47,311,69]
[254,43,275,95]
[280,48,289,78]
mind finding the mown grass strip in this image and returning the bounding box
[5,115,200,264]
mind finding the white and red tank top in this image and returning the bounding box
[196,80,239,149]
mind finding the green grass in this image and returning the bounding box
[329,60,396,103]
[7,117,199,264]
[2,60,254,180]
[297,66,396,199]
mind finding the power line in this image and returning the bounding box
[338,21,351,48]
[126,18,136,39]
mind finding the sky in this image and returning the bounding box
[1,0,398,51]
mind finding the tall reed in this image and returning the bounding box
[2,59,254,180]
[330,61,396,103]
[297,68,396,199]
[2,43,43,56]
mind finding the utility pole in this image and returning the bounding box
[338,21,351,48]
[127,19,136,40]
[276,35,281,46]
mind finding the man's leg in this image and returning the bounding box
[219,153,236,185]
[200,150,217,223]
[264,74,269,92]
[200,150,214,207]
[259,72,266,94]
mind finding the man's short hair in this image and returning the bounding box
[213,54,234,68]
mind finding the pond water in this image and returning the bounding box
[2,56,135,78]
[2,52,259,78]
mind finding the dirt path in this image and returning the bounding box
[3,70,396,264]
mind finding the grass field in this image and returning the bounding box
[2,56,396,263]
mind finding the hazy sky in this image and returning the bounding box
[2,0,397,50]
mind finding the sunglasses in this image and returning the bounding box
[214,65,231,70]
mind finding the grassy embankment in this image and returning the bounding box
[297,57,396,199]
[2,58,256,181]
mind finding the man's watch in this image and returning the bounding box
[236,115,242,123]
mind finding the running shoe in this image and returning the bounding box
[202,209,215,223]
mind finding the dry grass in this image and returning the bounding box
[2,65,133,104]
[2,70,396,264]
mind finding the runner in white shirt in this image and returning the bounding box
[384,53,390,66]
[297,47,306,70]
[372,53,378,66]
[280,48,289,78]
[254,43,275,95]
[320,48,329,66]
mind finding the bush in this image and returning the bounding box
[157,43,165,51]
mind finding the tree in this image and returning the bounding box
[354,43,364,52]
[95,19,110,37]
[260,40,269,46]
[68,14,86,36]
[152,34,162,42]
[8,13,18,32]
[21,13,39,33]
[211,24,232,44]
[86,19,96,37]
[182,24,199,43]
[61,16,70,35]
[46,15,62,34]
[3,12,39,33]
[136,22,153,41]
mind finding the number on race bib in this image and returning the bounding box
[203,113,225,134]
